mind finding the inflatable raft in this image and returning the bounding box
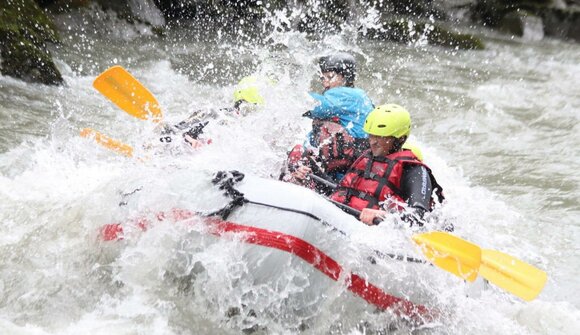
[101,170,448,325]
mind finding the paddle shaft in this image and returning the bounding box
[307,174,384,225]
[322,173,546,297]
[80,128,134,157]
[309,173,337,189]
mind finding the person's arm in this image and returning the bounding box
[359,165,433,226]
[399,164,433,226]
[308,92,339,119]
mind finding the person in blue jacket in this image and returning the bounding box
[306,53,374,142]
[281,53,374,194]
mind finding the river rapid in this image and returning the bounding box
[0,6,579,335]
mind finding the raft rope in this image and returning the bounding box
[209,170,426,264]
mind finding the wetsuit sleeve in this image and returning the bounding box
[395,164,433,226]
[400,164,432,212]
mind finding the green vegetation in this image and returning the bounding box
[0,0,63,85]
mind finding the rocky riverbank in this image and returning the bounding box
[0,0,62,85]
[1,0,579,85]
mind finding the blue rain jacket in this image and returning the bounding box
[306,87,374,146]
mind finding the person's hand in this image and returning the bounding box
[184,134,205,149]
[360,208,386,225]
[291,164,312,181]
[400,207,426,227]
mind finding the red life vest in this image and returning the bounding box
[311,119,368,174]
[330,149,444,211]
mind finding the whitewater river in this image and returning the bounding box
[0,7,579,335]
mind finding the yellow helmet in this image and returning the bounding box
[402,141,423,161]
[233,76,264,105]
[363,104,411,138]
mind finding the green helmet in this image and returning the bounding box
[363,104,411,138]
[233,76,264,105]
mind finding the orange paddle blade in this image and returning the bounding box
[480,249,547,301]
[93,65,162,122]
[413,231,481,282]
[80,128,134,157]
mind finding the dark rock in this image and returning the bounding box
[153,0,197,21]
[499,10,527,36]
[471,0,513,27]
[361,18,484,50]
[541,6,580,41]
[36,0,92,12]
[471,0,580,42]
[384,0,448,20]
[295,0,350,34]
[0,0,63,85]
[94,0,166,28]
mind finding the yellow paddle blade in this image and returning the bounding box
[93,65,162,122]
[80,128,134,157]
[413,231,481,282]
[480,249,547,301]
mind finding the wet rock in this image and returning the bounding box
[361,18,485,50]
[0,0,63,85]
[380,0,448,20]
[471,0,580,42]
[542,6,580,42]
[295,0,350,34]
[499,10,545,40]
[98,0,166,28]
[153,0,198,21]
[37,0,92,12]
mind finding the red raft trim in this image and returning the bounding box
[101,210,436,321]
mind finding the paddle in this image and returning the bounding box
[93,65,162,122]
[412,231,481,282]
[80,128,134,157]
[480,249,547,301]
[323,193,546,297]
[316,188,482,282]
[93,66,210,144]
[309,172,337,190]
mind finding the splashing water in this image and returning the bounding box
[1,4,579,335]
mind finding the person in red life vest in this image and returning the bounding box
[330,104,444,226]
[281,53,374,194]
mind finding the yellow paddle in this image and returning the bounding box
[80,128,134,157]
[413,232,547,300]
[480,249,547,301]
[93,65,162,122]
[412,231,481,282]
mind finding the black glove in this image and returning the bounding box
[400,207,426,227]
[182,121,209,141]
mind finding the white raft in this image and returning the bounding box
[103,170,453,324]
